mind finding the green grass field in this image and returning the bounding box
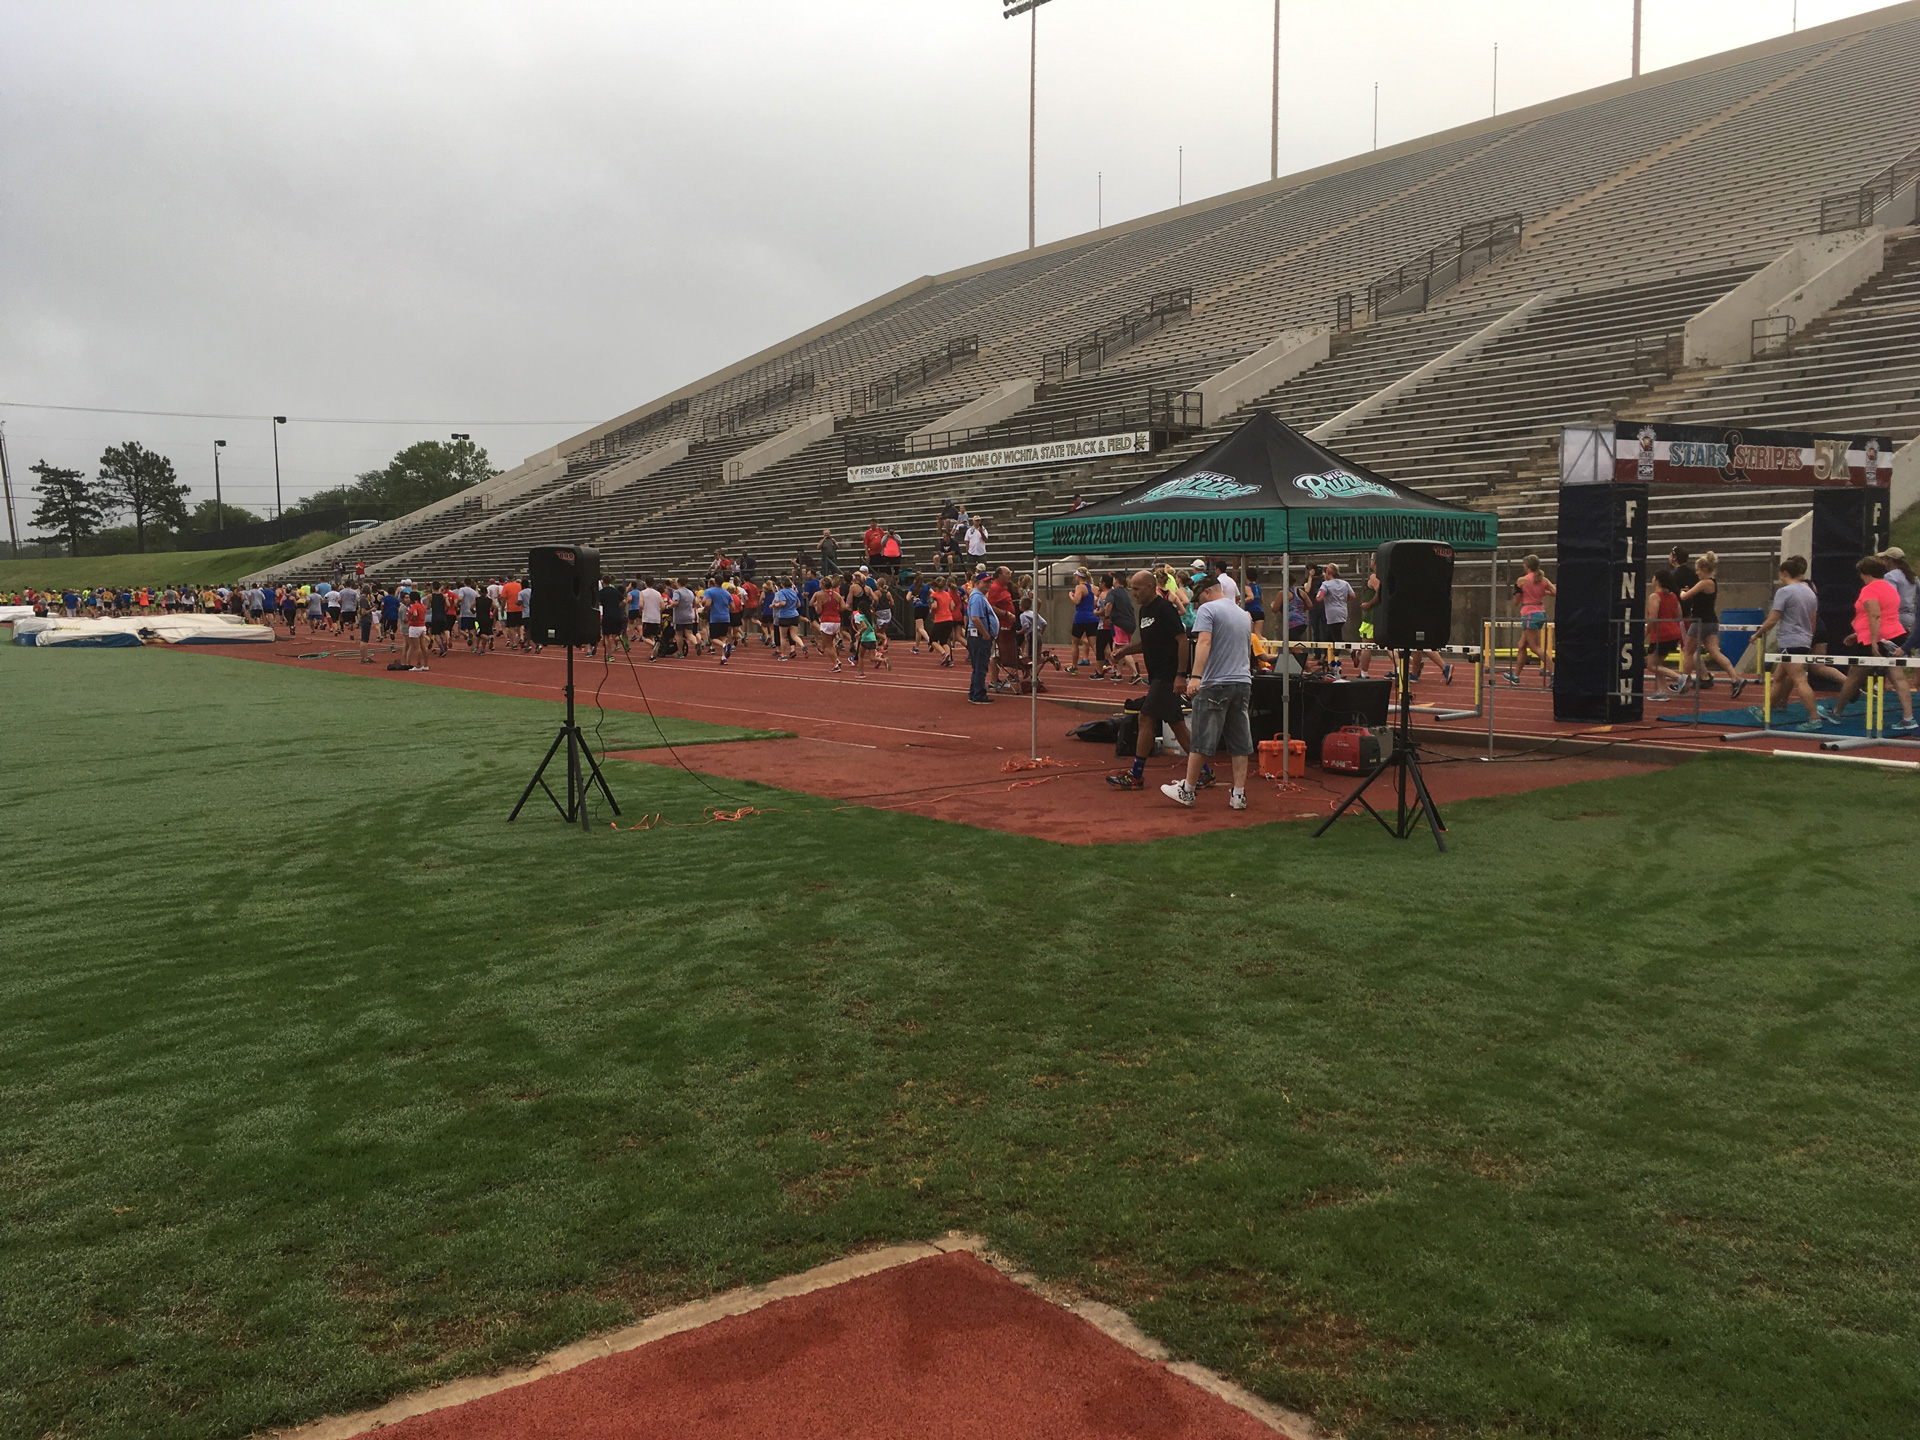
[0,532,338,593]
[4,642,1918,1440]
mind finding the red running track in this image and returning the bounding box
[193,636,1665,843]
[375,1251,1279,1440]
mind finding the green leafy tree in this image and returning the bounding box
[292,438,495,521]
[187,497,263,531]
[98,441,190,552]
[28,461,107,557]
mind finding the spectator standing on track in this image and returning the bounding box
[1163,572,1251,811]
[819,529,840,576]
[403,591,429,670]
[1108,569,1192,790]
[1319,563,1355,644]
[964,570,999,703]
[1104,570,1140,684]
[1822,555,1916,731]
[357,587,377,663]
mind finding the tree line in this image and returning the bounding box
[27,438,496,556]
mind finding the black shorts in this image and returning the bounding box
[1840,635,1901,658]
[358,614,373,639]
[641,621,662,639]
[602,615,623,636]
[459,617,476,631]
[505,612,523,628]
[709,621,731,638]
[913,607,930,620]
[1071,621,1098,638]
[675,622,696,633]
[478,616,494,635]
[430,617,450,634]
[931,620,954,643]
[1139,676,1186,723]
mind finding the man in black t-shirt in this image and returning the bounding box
[596,580,626,656]
[1107,569,1194,790]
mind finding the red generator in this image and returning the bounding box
[1320,725,1388,775]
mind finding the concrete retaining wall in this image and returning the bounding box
[1684,229,1884,366]
[591,438,692,497]
[723,414,835,484]
[1196,329,1328,426]
[912,379,1036,440]
[1309,293,1551,443]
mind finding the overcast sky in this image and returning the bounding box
[0,0,1886,517]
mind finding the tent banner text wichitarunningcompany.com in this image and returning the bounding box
[849,431,1152,484]
[1297,509,1497,550]
[1035,511,1274,557]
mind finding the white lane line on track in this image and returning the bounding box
[420,671,975,741]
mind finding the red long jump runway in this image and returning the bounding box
[340,1249,1288,1440]
[203,637,1685,841]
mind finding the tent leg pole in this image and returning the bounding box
[1281,551,1290,784]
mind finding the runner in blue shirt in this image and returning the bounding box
[702,582,735,664]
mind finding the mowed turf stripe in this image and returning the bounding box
[2,642,1918,1440]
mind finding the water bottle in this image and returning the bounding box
[1331,657,1342,678]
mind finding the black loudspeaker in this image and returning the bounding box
[1372,539,1454,648]
[527,544,601,648]
[1811,489,1887,649]
[1552,483,1647,723]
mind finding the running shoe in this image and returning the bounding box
[1442,663,1453,684]
[1815,702,1838,725]
[1730,678,1746,698]
[1744,705,1766,723]
[1668,680,1692,694]
[1228,789,1248,811]
[1503,669,1521,686]
[1196,767,1217,790]
[1894,717,1919,733]
[1159,780,1195,808]
[1793,718,1827,732]
[830,662,842,673]
[968,696,994,705]
[1106,771,1144,790]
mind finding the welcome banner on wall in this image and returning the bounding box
[849,431,1151,485]
[1610,421,1892,487]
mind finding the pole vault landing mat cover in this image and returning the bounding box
[323,1249,1292,1439]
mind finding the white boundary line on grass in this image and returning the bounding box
[261,1233,1324,1440]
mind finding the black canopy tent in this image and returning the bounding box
[1023,412,1499,770]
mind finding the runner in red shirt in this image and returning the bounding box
[404,597,429,670]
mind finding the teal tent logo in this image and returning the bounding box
[1122,471,1260,505]
[1292,469,1395,501]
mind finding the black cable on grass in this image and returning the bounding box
[613,639,759,810]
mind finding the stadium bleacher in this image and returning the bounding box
[262,3,1920,614]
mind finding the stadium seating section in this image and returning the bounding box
[264,7,1920,607]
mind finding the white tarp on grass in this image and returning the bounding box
[14,614,275,647]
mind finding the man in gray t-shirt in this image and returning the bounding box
[1161,575,1255,811]
[1754,559,1823,729]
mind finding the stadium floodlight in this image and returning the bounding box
[1002,0,1061,250]
[271,415,286,521]
[213,439,227,533]
[451,432,471,441]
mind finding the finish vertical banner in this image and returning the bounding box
[1553,482,1645,723]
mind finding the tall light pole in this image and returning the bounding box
[1493,43,1499,115]
[271,415,286,522]
[213,439,227,533]
[1271,0,1280,181]
[1004,0,1059,250]
[1632,0,1642,76]
[1373,83,1379,150]
[0,419,18,558]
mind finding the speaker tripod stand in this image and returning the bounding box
[509,643,621,831]
[1312,648,1447,852]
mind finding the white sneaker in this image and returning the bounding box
[1228,789,1247,811]
[1159,781,1195,808]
